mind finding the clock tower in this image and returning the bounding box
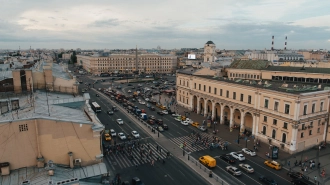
[204,41,216,63]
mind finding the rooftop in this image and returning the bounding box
[206,41,214,44]
[230,60,271,70]
[264,66,330,74]
[0,162,107,185]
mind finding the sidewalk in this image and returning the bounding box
[155,93,330,185]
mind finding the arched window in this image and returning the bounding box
[272,129,276,139]
[262,126,266,135]
[282,133,287,143]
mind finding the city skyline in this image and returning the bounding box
[0,0,330,50]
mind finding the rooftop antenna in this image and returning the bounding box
[284,36,287,50]
[271,36,274,51]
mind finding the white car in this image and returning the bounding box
[139,101,145,105]
[116,119,124,125]
[226,166,242,176]
[181,120,189,126]
[238,164,254,173]
[229,152,245,161]
[162,110,168,114]
[110,129,116,137]
[127,90,131,93]
[145,98,150,102]
[118,132,126,140]
[242,148,256,156]
[172,113,181,117]
[174,117,181,122]
[185,118,193,123]
[131,131,140,138]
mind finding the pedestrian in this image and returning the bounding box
[135,164,138,170]
[319,145,321,151]
[288,161,290,167]
[314,176,317,183]
[151,159,154,166]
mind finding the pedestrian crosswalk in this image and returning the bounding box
[105,142,168,170]
[170,132,230,153]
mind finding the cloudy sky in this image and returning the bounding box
[0,0,329,50]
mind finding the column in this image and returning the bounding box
[189,95,193,111]
[290,124,299,151]
[196,98,200,114]
[211,102,215,121]
[220,105,224,124]
[204,100,208,117]
[229,107,234,128]
[252,114,256,135]
[240,111,245,133]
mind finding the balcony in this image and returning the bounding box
[259,106,294,120]
[298,110,328,120]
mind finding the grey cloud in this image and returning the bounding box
[89,18,120,27]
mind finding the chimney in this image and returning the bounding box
[271,36,274,51]
[284,36,287,50]
[68,152,74,169]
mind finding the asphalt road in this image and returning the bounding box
[76,73,293,185]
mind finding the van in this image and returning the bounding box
[199,155,216,168]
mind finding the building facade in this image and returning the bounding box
[176,66,330,154]
[77,54,177,75]
[203,41,216,63]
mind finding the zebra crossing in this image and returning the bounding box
[105,142,168,170]
[170,132,230,153]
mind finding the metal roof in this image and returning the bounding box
[264,66,330,74]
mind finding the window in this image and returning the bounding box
[248,96,251,104]
[264,116,267,122]
[240,94,244,102]
[303,104,307,115]
[203,85,206,91]
[19,124,28,132]
[320,102,324,111]
[273,119,277,125]
[199,84,201,90]
[194,83,196,89]
[209,86,211,93]
[262,126,266,135]
[274,101,279,111]
[285,104,290,114]
[302,124,306,130]
[283,122,288,129]
[214,88,217,94]
[180,80,181,85]
[318,120,321,125]
[272,130,276,139]
[301,132,304,138]
[312,103,315,113]
[226,90,229,98]
[220,89,223,96]
[309,130,312,135]
[318,128,320,133]
[233,92,236,100]
[282,133,287,143]
[264,99,269,108]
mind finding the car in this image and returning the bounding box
[112,106,118,111]
[226,166,242,176]
[259,176,278,185]
[264,160,281,170]
[174,117,181,122]
[162,124,168,130]
[116,119,124,125]
[287,172,309,181]
[156,119,163,125]
[220,155,236,164]
[149,115,156,120]
[110,129,116,137]
[96,94,99,97]
[150,107,155,111]
[162,110,168,114]
[157,111,164,115]
[198,126,207,132]
[238,163,254,173]
[155,126,164,132]
[118,132,126,140]
[145,98,150,102]
[128,90,132,93]
[185,118,193,123]
[132,177,145,185]
[181,120,189,126]
[229,152,245,161]
[242,148,256,156]
[127,83,132,86]
[107,110,114,115]
[81,90,85,93]
[290,178,312,185]
[191,122,199,127]
[131,131,140,138]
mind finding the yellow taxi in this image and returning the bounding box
[104,133,112,141]
[264,160,281,170]
[191,122,199,127]
[160,106,167,110]
[181,116,186,121]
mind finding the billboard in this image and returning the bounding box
[188,54,196,59]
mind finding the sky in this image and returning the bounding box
[0,0,330,50]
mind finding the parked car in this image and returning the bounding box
[242,148,256,156]
[238,163,254,173]
[226,166,242,176]
[181,120,189,126]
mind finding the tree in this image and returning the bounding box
[70,51,77,64]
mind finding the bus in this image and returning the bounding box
[91,102,101,113]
